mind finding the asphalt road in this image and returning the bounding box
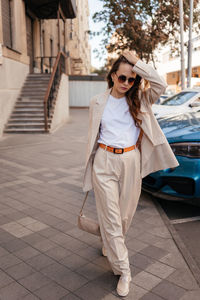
[156,198,200,270]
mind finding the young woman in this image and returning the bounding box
[83,50,178,297]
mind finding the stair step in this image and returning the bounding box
[11,113,44,117]
[8,119,45,124]
[6,124,48,129]
[20,93,46,96]
[4,129,47,134]
[17,97,45,101]
[15,104,43,108]
[22,87,47,90]
[16,100,44,104]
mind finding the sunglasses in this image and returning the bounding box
[115,73,136,85]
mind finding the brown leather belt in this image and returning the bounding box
[99,130,143,154]
[99,143,136,154]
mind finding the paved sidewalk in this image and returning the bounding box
[0,108,200,300]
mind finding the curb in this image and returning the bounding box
[152,196,200,287]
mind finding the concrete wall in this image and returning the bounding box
[0,57,29,137]
[69,77,107,107]
[50,73,69,132]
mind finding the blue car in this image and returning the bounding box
[142,110,200,205]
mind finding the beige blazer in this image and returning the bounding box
[83,60,179,192]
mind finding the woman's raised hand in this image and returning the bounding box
[122,50,139,66]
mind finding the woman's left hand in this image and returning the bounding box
[122,50,139,65]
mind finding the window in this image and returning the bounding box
[161,92,198,106]
[1,0,13,48]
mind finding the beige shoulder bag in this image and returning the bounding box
[78,191,101,236]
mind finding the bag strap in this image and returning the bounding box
[79,191,89,215]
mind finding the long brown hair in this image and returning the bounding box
[107,55,142,127]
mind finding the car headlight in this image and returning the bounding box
[170,142,200,158]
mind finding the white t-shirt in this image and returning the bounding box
[97,94,140,148]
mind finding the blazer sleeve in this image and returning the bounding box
[132,60,168,105]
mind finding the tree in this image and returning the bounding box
[93,0,200,63]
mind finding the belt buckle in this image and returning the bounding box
[113,148,124,154]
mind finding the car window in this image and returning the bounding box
[161,91,198,106]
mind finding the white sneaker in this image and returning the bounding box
[102,245,107,257]
[116,273,132,297]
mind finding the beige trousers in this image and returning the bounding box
[92,146,142,276]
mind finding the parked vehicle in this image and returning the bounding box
[155,95,169,105]
[152,89,200,119]
[142,110,200,205]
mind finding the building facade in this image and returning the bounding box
[0,0,91,137]
[156,34,200,93]
[66,0,91,75]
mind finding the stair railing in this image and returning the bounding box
[44,51,66,132]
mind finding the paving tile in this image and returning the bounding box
[126,238,148,252]
[0,246,10,257]
[6,262,35,280]
[59,253,89,271]
[140,245,169,261]
[26,254,55,271]
[25,221,49,232]
[133,271,162,291]
[32,239,57,252]
[74,245,100,261]
[140,291,165,300]
[166,268,199,290]
[151,280,186,300]
[50,232,73,245]
[76,262,107,280]
[14,246,40,261]
[52,221,75,232]
[34,282,69,300]
[2,238,28,252]
[92,256,112,272]
[0,253,22,270]
[136,232,164,245]
[55,270,89,292]
[0,281,29,300]
[0,229,17,243]
[179,290,200,300]
[129,252,155,270]
[45,246,72,261]
[147,226,171,239]
[22,294,40,300]
[155,238,180,253]
[19,272,52,292]
[16,217,38,226]
[21,232,46,245]
[0,269,14,288]
[60,293,81,300]
[122,282,148,300]
[145,261,175,279]
[74,281,110,300]
[40,262,72,281]
[159,252,188,269]
[92,271,118,292]
[38,227,60,238]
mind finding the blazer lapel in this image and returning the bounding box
[91,89,111,141]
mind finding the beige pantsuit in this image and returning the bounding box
[83,59,179,277]
[92,146,141,275]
